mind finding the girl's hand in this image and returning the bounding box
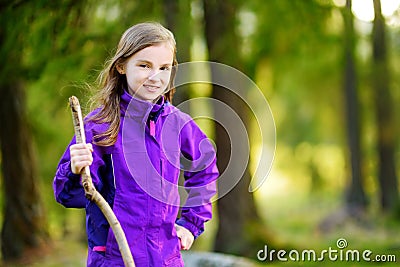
[175,224,194,250]
[70,143,93,174]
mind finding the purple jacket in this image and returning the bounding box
[53,90,218,267]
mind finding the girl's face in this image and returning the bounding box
[121,42,174,102]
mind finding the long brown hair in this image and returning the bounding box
[89,22,178,146]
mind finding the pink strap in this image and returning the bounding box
[93,246,106,252]
[149,120,156,137]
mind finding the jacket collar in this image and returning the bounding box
[120,90,167,124]
[151,96,165,114]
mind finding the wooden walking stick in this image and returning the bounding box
[69,96,135,267]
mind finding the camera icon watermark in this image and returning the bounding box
[257,238,397,263]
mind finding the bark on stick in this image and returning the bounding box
[69,96,135,267]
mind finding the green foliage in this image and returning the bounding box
[248,0,343,144]
[1,0,399,264]
[21,0,170,239]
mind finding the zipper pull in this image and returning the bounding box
[149,120,156,137]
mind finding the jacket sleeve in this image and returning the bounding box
[53,129,106,208]
[176,117,219,238]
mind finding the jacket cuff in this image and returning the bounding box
[176,217,204,239]
[58,161,81,182]
[65,165,82,183]
[67,169,81,182]
[62,162,103,190]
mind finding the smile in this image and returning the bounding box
[143,84,161,92]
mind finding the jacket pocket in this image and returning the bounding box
[87,248,106,267]
[86,201,110,249]
[164,251,182,266]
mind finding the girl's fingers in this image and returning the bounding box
[175,224,194,250]
[70,143,93,153]
[180,235,194,250]
[71,155,93,164]
[85,143,93,152]
[70,143,93,174]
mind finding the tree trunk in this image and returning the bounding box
[203,0,271,258]
[0,83,48,260]
[342,0,368,213]
[163,0,192,64]
[372,0,399,212]
[162,0,192,106]
[0,3,48,262]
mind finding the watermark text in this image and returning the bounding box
[257,238,396,263]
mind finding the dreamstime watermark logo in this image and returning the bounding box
[257,238,397,263]
[122,61,276,206]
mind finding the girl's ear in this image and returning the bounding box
[116,64,125,74]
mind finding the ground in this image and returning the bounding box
[1,192,399,267]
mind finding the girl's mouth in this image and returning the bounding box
[143,84,160,92]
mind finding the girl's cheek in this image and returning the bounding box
[162,76,171,84]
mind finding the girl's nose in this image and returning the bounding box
[148,69,161,81]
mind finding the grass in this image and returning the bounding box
[253,189,400,267]
[1,190,399,266]
[0,239,87,267]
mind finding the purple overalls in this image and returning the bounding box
[53,90,218,266]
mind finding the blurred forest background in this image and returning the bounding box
[0,0,400,266]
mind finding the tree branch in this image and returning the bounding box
[69,96,135,267]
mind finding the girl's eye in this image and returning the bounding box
[160,66,171,71]
[139,64,150,68]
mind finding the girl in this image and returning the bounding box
[53,22,218,267]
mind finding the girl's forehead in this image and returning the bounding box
[131,43,174,63]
